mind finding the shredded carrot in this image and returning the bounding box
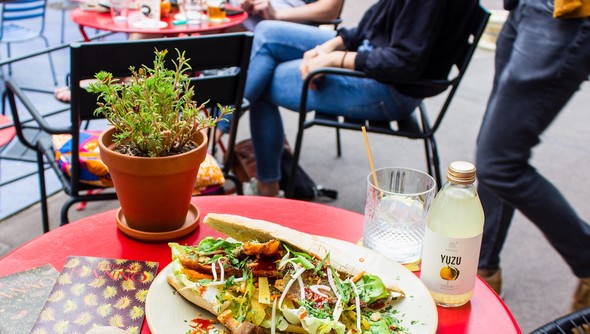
[351,270,366,283]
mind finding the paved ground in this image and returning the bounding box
[2,0,590,332]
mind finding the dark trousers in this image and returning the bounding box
[476,0,590,278]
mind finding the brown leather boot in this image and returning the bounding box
[572,277,590,312]
[478,268,502,297]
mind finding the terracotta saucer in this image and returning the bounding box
[116,203,200,242]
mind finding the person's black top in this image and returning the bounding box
[337,0,479,98]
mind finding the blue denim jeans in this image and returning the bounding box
[246,21,420,182]
[476,0,590,278]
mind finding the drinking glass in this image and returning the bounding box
[363,167,436,264]
[207,0,226,22]
[109,0,130,24]
[180,0,205,25]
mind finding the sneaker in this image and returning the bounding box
[243,177,258,196]
[572,277,590,312]
[478,268,502,297]
[243,178,284,197]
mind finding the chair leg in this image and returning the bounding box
[6,43,12,77]
[423,138,434,178]
[36,146,50,233]
[1,90,6,116]
[60,197,78,226]
[40,36,58,86]
[423,137,442,189]
[429,137,443,189]
[336,128,342,157]
[75,189,105,210]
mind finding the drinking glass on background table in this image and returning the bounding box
[109,0,130,24]
[180,0,205,25]
[363,167,436,264]
[207,0,226,22]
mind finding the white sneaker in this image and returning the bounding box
[243,178,284,197]
[243,178,258,196]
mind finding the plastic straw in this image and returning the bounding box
[361,126,379,189]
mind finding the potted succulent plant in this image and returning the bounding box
[88,49,232,238]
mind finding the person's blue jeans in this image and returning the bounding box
[476,0,590,278]
[246,21,421,182]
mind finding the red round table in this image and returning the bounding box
[70,6,247,41]
[0,196,521,334]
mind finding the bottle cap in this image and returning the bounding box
[447,161,476,185]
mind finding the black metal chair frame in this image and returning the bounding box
[530,307,590,334]
[6,32,253,232]
[286,5,490,198]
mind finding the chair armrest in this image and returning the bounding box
[304,67,453,99]
[5,79,71,135]
[301,18,342,27]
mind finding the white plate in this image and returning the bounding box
[145,237,438,334]
[132,20,168,29]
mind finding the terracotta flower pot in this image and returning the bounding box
[98,126,207,233]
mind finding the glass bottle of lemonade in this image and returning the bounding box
[420,161,484,307]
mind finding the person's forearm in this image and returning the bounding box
[325,50,356,68]
[274,0,342,22]
[338,50,356,69]
[317,36,345,53]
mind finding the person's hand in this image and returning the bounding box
[239,0,254,12]
[249,0,270,15]
[300,48,333,90]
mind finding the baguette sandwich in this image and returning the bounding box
[167,213,408,334]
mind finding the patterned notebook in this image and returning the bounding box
[31,256,159,334]
[0,264,59,334]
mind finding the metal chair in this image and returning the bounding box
[5,33,253,232]
[286,4,490,197]
[530,307,590,334]
[0,0,58,85]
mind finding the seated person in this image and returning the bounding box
[213,0,343,138]
[230,0,343,31]
[244,0,480,196]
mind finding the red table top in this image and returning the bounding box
[70,6,247,38]
[0,196,521,334]
[0,115,16,147]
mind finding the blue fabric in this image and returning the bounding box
[246,21,420,182]
[476,0,590,278]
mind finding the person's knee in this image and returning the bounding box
[254,20,295,45]
[476,150,525,193]
[254,20,278,41]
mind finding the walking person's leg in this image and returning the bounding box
[476,0,590,308]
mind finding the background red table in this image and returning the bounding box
[70,6,247,41]
[0,196,521,334]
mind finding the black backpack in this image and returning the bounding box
[279,149,338,201]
